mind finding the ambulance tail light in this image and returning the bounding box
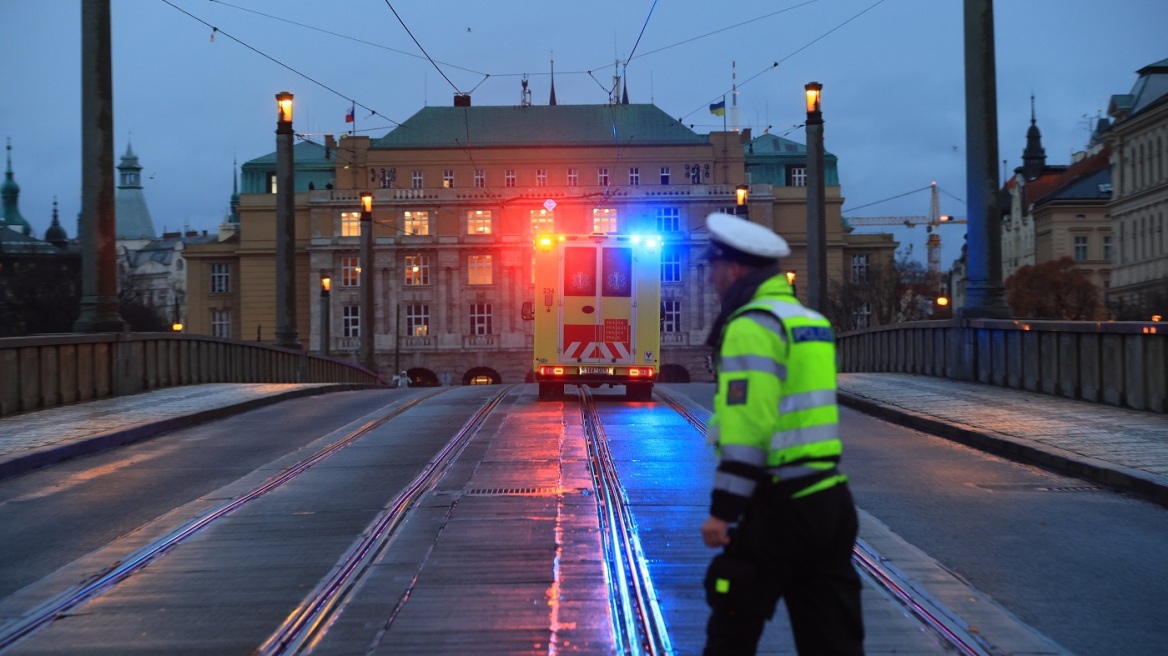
[629,367,654,377]
[540,366,566,376]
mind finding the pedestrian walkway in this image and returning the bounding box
[0,383,369,479]
[838,373,1168,507]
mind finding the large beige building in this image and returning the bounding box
[184,99,886,384]
[1105,58,1168,319]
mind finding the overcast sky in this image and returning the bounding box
[2,0,1165,267]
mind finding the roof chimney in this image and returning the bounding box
[454,94,471,107]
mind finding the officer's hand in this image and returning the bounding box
[701,516,731,548]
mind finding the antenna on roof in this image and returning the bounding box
[521,74,532,107]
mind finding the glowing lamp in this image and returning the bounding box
[936,296,950,307]
[804,82,822,115]
[360,192,373,214]
[735,184,749,207]
[172,322,183,332]
[320,273,332,294]
[276,91,294,125]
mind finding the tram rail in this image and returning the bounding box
[0,389,450,653]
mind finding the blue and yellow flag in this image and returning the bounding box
[709,100,726,116]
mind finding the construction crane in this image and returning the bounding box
[844,182,966,274]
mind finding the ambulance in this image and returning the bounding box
[532,233,662,401]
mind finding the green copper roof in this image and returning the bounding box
[2,139,31,235]
[372,104,708,149]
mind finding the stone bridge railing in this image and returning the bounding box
[836,319,1166,414]
[0,333,386,418]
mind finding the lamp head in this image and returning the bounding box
[804,82,822,115]
[360,192,373,214]
[276,91,294,124]
[735,184,748,206]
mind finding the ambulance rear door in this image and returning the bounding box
[560,241,636,368]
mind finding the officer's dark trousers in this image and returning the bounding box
[704,482,864,656]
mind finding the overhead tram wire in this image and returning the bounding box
[842,185,933,214]
[160,0,402,128]
[680,0,889,122]
[383,1,463,95]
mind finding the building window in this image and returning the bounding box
[176,258,184,271]
[405,303,429,336]
[340,211,361,237]
[403,210,429,236]
[505,169,516,187]
[530,209,555,234]
[1074,235,1088,261]
[629,167,640,186]
[854,303,871,329]
[443,170,454,188]
[788,166,807,187]
[210,263,230,294]
[661,300,681,333]
[468,254,493,285]
[851,254,869,283]
[474,169,486,188]
[689,164,701,184]
[211,309,231,338]
[404,254,430,286]
[343,305,360,337]
[593,208,617,233]
[470,303,493,335]
[597,167,610,186]
[341,256,361,287]
[661,249,681,282]
[412,169,423,189]
[536,169,548,187]
[660,167,670,185]
[1103,235,1113,262]
[656,207,680,232]
[267,172,277,194]
[467,210,492,234]
[567,168,579,186]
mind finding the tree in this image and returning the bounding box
[826,249,941,331]
[1005,256,1102,320]
[0,254,80,336]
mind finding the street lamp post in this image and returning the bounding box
[320,272,331,356]
[359,192,375,371]
[804,82,828,314]
[274,91,300,348]
[735,184,749,216]
[786,270,798,298]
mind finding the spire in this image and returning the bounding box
[549,53,557,106]
[114,141,157,239]
[45,196,69,246]
[1021,94,1046,181]
[621,72,629,105]
[2,137,32,235]
[229,158,240,225]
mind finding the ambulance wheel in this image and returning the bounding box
[626,383,653,401]
[538,382,564,401]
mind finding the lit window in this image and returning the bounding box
[403,210,429,236]
[405,303,430,336]
[470,303,493,335]
[567,168,579,186]
[468,255,493,285]
[661,300,681,333]
[656,207,680,232]
[661,249,681,282]
[341,256,361,287]
[467,210,492,234]
[789,166,807,187]
[443,170,454,188]
[536,169,548,187]
[593,208,617,233]
[210,263,230,294]
[412,170,423,189]
[267,172,277,193]
[629,167,640,186]
[474,169,486,188]
[530,209,555,234]
[343,305,360,337]
[505,169,516,187]
[211,309,231,338]
[659,167,670,185]
[404,254,430,286]
[340,211,360,237]
[597,168,609,186]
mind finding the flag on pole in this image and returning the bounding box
[345,105,355,123]
[709,99,726,116]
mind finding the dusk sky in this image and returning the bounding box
[2,0,1166,267]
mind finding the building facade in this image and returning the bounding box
[1105,58,1168,318]
[185,99,869,384]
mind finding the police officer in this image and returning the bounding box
[700,212,864,655]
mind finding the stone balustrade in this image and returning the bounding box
[836,319,1166,413]
[0,333,385,417]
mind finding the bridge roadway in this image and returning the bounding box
[0,376,1163,654]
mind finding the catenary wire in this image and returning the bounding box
[382,1,463,95]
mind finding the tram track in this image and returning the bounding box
[578,386,673,656]
[0,388,452,653]
[653,386,993,656]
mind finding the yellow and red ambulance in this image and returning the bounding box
[532,233,661,401]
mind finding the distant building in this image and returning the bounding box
[1001,98,1070,280]
[1,140,33,237]
[184,97,891,382]
[1104,57,1168,319]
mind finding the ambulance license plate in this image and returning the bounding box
[580,366,613,375]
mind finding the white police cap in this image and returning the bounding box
[706,212,791,264]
